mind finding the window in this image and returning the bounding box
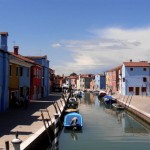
[129,87,134,92]
[130,68,133,71]
[16,67,19,76]
[123,78,125,82]
[143,77,147,82]
[142,87,146,92]
[9,65,12,76]
[20,67,23,76]
[27,68,29,77]
[143,68,146,71]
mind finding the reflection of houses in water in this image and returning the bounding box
[121,113,149,133]
[90,93,95,103]
[83,93,95,104]
[104,107,123,122]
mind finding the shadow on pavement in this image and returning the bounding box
[0,93,61,138]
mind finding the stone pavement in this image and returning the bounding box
[0,93,64,150]
[113,93,150,123]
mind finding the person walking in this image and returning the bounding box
[24,94,29,109]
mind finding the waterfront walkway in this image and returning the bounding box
[0,93,63,150]
[113,93,150,123]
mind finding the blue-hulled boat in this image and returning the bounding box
[103,95,117,105]
[77,91,84,99]
[64,112,83,130]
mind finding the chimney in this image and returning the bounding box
[0,32,8,51]
[14,46,19,55]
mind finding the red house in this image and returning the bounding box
[30,65,42,99]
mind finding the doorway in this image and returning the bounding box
[135,87,140,95]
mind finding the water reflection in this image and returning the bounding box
[122,112,149,134]
[100,100,149,134]
[63,128,83,141]
[70,131,78,141]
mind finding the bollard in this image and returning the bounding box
[54,113,59,150]
[11,131,22,150]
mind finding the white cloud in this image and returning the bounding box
[51,43,61,48]
[53,27,150,75]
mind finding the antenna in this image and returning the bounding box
[13,41,16,46]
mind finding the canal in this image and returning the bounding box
[55,92,150,150]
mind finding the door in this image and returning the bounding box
[135,87,139,95]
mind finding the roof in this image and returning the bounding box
[9,52,35,64]
[123,61,150,67]
[25,55,47,59]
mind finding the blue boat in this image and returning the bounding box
[64,112,83,130]
[77,91,83,99]
[103,95,117,105]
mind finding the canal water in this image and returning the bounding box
[56,93,150,150]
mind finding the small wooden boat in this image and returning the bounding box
[112,103,125,110]
[64,112,83,130]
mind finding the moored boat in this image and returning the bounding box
[77,91,83,99]
[67,97,78,109]
[103,95,117,105]
[64,112,83,130]
[112,103,125,110]
[98,90,107,99]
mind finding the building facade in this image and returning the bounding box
[30,65,42,99]
[0,32,9,112]
[95,74,106,90]
[26,56,50,97]
[122,61,150,96]
[105,66,121,94]
[9,46,34,106]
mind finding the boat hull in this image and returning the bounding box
[64,112,83,130]
[112,103,125,110]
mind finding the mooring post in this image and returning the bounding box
[11,131,22,150]
[54,113,59,150]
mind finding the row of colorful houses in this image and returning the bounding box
[55,60,150,97]
[55,73,106,92]
[0,32,51,112]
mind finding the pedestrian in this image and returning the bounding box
[24,94,29,109]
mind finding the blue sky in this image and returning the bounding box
[1,0,150,75]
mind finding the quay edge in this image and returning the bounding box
[21,94,68,150]
[114,93,150,125]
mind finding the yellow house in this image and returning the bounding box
[8,63,19,107]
